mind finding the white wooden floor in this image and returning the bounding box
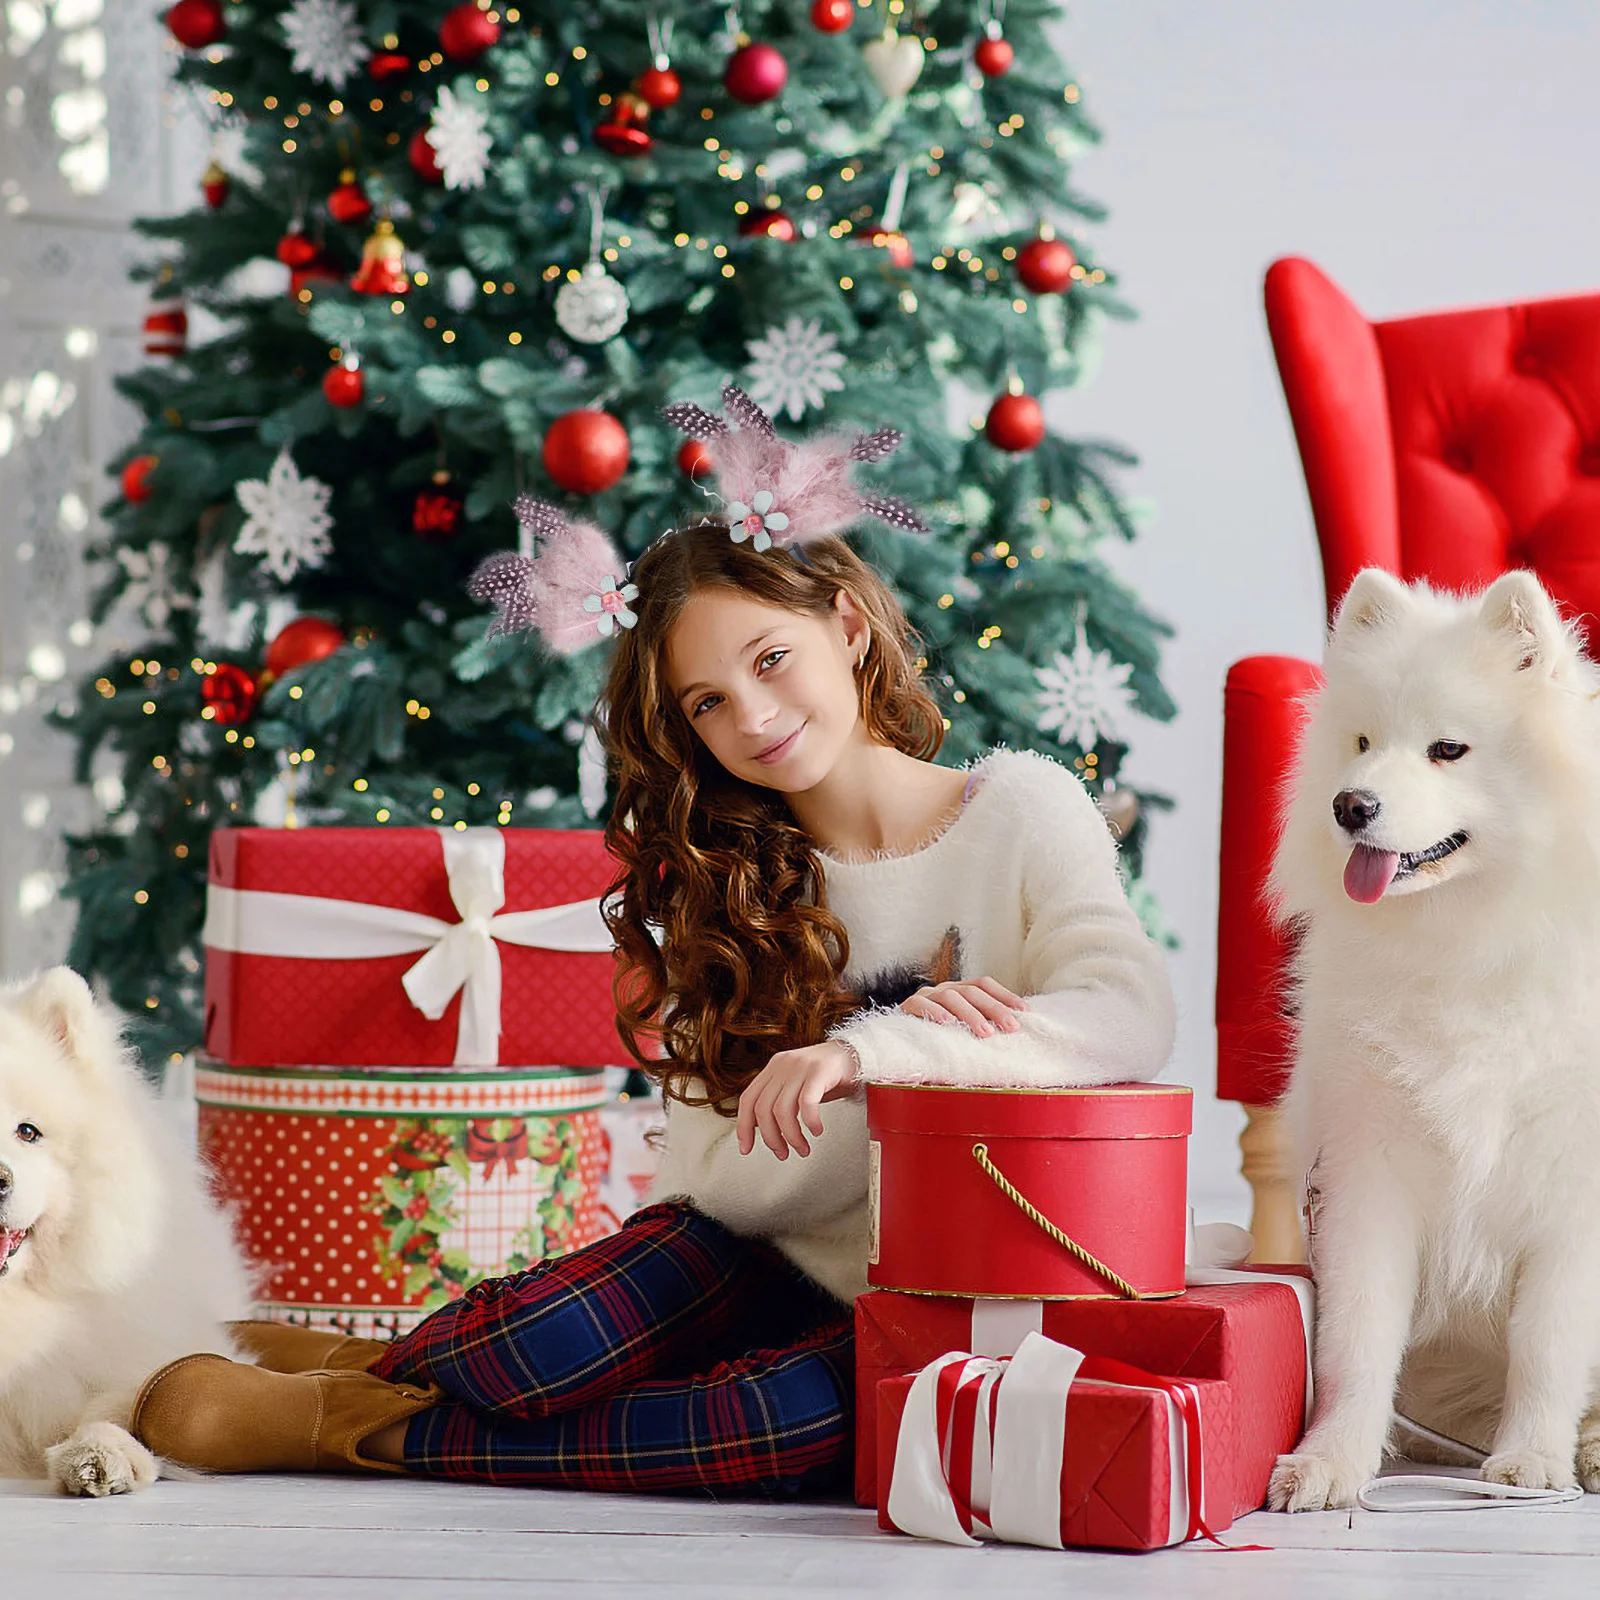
[4,1466,1599,1598]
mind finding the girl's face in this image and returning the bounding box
[662,585,869,792]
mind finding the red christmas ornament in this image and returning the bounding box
[865,226,914,268]
[974,34,1013,77]
[634,65,681,109]
[289,256,341,299]
[275,227,318,268]
[985,391,1046,453]
[368,51,412,80]
[543,410,630,495]
[327,170,372,225]
[1016,235,1077,294]
[322,355,365,408]
[724,42,788,105]
[407,127,444,184]
[594,92,653,157]
[811,0,856,32]
[202,662,258,726]
[143,289,188,358]
[439,2,499,63]
[166,0,225,50]
[200,160,229,209]
[350,219,410,296]
[676,438,714,476]
[264,617,348,680]
[412,471,464,541]
[739,209,797,241]
[121,455,159,504]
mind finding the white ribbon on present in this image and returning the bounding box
[885,1332,1205,1551]
[202,827,615,1067]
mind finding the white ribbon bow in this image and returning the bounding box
[203,828,615,1067]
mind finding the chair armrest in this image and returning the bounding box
[1216,653,1323,1106]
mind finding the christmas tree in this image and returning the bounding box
[63,0,1173,1066]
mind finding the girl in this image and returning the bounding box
[130,386,1175,1498]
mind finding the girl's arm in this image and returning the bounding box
[828,755,1176,1088]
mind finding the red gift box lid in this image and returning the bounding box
[868,1081,1192,1139]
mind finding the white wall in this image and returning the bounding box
[1050,0,1600,1221]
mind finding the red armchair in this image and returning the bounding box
[1218,256,1600,1260]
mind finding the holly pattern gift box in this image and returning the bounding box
[854,1273,1310,1515]
[203,825,631,1069]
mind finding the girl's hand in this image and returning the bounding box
[900,976,1029,1037]
[737,1041,860,1161]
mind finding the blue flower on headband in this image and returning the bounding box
[725,489,790,553]
[582,575,640,636]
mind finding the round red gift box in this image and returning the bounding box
[867,1082,1192,1300]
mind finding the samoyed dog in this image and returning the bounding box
[1267,567,1600,1512]
[0,967,253,1495]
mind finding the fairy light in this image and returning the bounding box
[953,689,967,702]
[721,264,735,278]
[430,806,444,820]
[353,778,368,791]
[282,139,297,153]
[329,99,343,114]
[414,270,429,286]
[288,684,304,699]
[242,735,256,748]
[376,807,391,822]
[839,276,854,290]
[134,890,149,904]
[142,700,156,714]
[369,98,383,112]
[508,331,522,344]
[544,71,559,85]
[441,331,456,344]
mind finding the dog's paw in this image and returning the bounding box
[1482,1448,1577,1493]
[45,1422,159,1498]
[1267,1451,1369,1512]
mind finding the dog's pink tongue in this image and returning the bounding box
[0,1230,20,1269]
[1344,845,1400,903]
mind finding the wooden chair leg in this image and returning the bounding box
[1240,1102,1306,1264]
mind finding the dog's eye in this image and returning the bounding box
[14,1123,41,1144]
[1356,735,1370,753]
[1428,740,1469,762]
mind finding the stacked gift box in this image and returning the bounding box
[196,824,658,1339]
[862,1081,1312,1552]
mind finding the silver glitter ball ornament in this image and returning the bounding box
[554,263,630,344]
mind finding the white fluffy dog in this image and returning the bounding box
[1267,567,1600,1512]
[0,967,253,1495]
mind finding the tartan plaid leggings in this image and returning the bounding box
[370,1201,855,1496]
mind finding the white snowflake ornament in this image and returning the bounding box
[744,316,847,421]
[234,448,334,583]
[428,85,492,191]
[725,490,789,552]
[1035,628,1138,750]
[281,0,369,90]
[116,541,192,632]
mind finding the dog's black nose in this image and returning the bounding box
[1333,789,1381,833]
[0,1165,10,1199]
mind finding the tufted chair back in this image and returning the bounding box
[1265,255,1600,634]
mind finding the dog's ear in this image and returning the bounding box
[1332,569,1413,638]
[16,967,108,1065]
[1478,569,1570,675]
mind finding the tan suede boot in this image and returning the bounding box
[130,1354,440,1474]
[226,1319,390,1374]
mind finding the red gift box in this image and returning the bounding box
[204,825,632,1068]
[855,1275,1309,1514]
[875,1336,1235,1552]
[868,1083,1191,1299]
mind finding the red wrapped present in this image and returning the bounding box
[855,1270,1312,1513]
[875,1333,1235,1552]
[868,1083,1191,1299]
[204,825,633,1068]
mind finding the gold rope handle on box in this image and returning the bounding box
[971,1142,1144,1300]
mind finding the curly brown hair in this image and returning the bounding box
[595,525,945,1114]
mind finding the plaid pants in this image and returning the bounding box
[370,1201,855,1496]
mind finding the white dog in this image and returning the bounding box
[1267,567,1600,1512]
[0,967,253,1495]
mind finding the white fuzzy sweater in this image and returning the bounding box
[646,747,1177,1303]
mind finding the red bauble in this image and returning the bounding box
[265,617,348,680]
[634,65,681,109]
[322,358,364,408]
[594,92,653,157]
[811,0,856,32]
[166,0,225,50]
[739,209,797,241]
[327,171,372,224]
[121,454,159,504]
[676,438,714,476]
[412,473,464,541]
[724,42,788,104]
[974,34,1014,77]
[985,392,1046,453]
[368,51,412,80]
[143,292,188,358]
[201,160,229,209]
[408,127,444,184]
[275,228,318,268]
[289,256,341,298]
[865,226,914,268]
[202,662,258,726]
[543,410,630,495]
[439,2,499,62]
[1016,235,1077,294]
